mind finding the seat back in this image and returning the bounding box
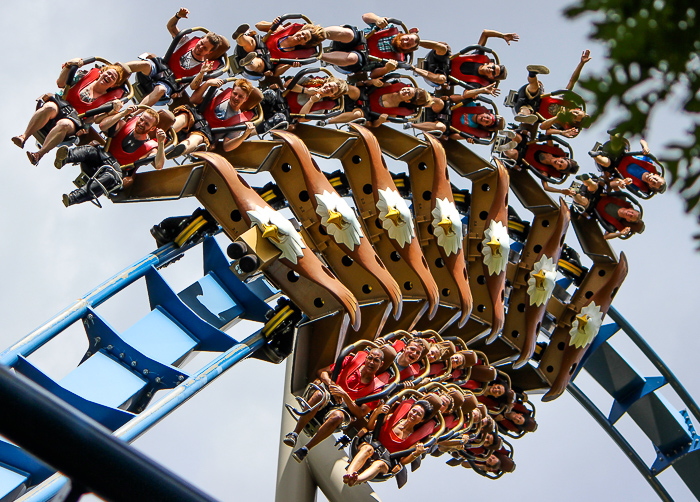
[450,105,493,139]
[266,23,317,60]
[523,144,568,183]
[450,53,492,87]
[368,82,416,117]
[366,26,406,63]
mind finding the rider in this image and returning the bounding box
[127,7,225,106]
[55,106,166,206]
[166,75,260,157]
[284,348,389,463]
[415,29,517,88]
[15,59,127,165]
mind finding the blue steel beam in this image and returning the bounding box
[607,307,700,424]
[567,383,674,502]
[17,328,267,502]
[0,240,205,368]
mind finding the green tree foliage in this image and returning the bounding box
[565,0,700,212]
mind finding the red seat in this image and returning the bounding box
[366,26,406,63]
[449,53,492,87]
[594,196,635,232]
[369,82,416,117]
[377,399,438,454]
[266,23,317,60]
[616,155,657,194]
[450,104,493,139]
[523,143,568,182]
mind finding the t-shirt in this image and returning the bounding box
[175,35,205,71]
[212,90,244,141]
[363,24,397,53]
[459,101,480,129]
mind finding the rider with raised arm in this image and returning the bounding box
[55,106,165,207]
[343,399,433,486]
[165,73,260,158]
[233,17,325,77]
[514,50,591,125]
[283,348,388,463]
[404,84,504,139]
[416,29,517,88]
[127,7,225,106]
[321,13,445,78]
[14,59,127,165]
[537,50,592,137]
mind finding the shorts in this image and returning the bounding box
[147,59,174,99]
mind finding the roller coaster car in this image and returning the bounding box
[470,440,515,479]
[497,398,537,439]
[133,28,230,104]
[70,107,177,208]
[593,192,645,240]
[34,57,134,146]
[364,75,423,123]
[282,68,344,118]
[194,80,264,152]
[520,136,576,185]
[557,243,588,287]
[536,90,588,128]
[477,371,515,415]
[328,18,414,74]
[349,390,445,487]
[591,142,666,200]
[234,15,323,80]
[288,340,400,436]
[448,45,501,90]
[447,96,500,145]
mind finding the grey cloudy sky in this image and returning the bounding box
[1,1,698,501]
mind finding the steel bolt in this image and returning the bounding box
[143,369,149,375]
[155,377,162,384]
[119,353,125,359]
[131,361,137,367]
[178,375,185,381]
[86,351,91,357]
[107,345,113,350]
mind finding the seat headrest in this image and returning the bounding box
[378,345,398,373]
[208,34,231,61]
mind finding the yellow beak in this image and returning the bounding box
[438,217,454,235]
[386,207,402,225]
[261,224,280,243]
[486,237,501,256]
[575,313,589,332]
[532,269,547,289]
[326,210,344,229]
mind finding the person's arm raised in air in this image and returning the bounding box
[99,104,134,132]
[57,58,84,88]
[362,13,389,29]
[477,29,519,46]
[154,128,166,170]
[566,49,591,91]
[189,61,217,92]
[167,8,189,38]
